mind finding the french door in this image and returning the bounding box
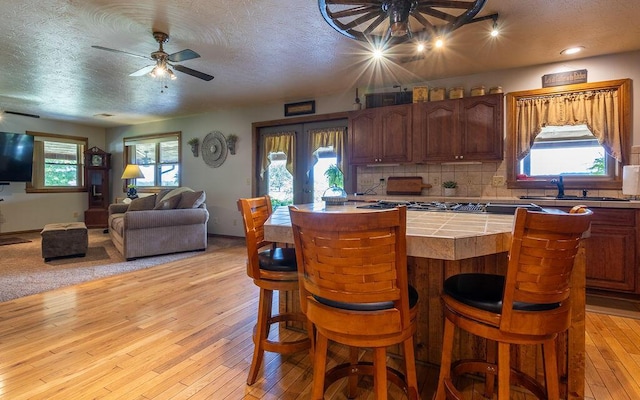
[257,119,348,206]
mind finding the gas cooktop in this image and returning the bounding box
[356,200,543,214]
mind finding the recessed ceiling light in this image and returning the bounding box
[561,46,584,55]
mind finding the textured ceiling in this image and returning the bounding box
[1,0,639,128]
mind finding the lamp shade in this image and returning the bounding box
[622,165,640,196]
[121,164,145,180]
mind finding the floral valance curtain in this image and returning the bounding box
[515,88,622,162]
[260,132,295,178]
[307,127,346,175]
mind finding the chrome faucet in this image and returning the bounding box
[550,175,564,198]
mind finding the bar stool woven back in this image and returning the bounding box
[289,205,418,400]
[434,207,593,399]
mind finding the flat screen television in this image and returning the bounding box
[0,132,34,182]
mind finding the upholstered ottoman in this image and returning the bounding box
[41,222,88,261]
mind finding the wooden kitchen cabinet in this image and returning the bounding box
[555,206,639,295]
[583,208,639,295]
[348,103,412,164]
[413,93,503,163]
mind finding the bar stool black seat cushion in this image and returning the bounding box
[314,285,419,312]
[258,247,297,272]
[443,273,560,314]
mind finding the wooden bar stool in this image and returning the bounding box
[289,205,418,400]
[237,195,312,385]
[434,207,593,400]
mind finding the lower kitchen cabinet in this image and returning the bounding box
[581,208,639,295]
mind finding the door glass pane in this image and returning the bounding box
[312,147,342,203]
[267,152,293,207]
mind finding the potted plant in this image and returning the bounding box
[187,138,199,157]
[226,134,238,155]
[442,180,457,197]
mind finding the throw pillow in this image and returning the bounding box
[177,190,206,209]
[156,189,172,204]
[154,193,182,210]
[158,187,193,203]
[128,194,157,211]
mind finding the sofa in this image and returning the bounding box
[108,187,209,260]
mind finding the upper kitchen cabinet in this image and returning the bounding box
[413,93,504,163]
[349,104,412,164]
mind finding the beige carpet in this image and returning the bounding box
[0,229,244,302]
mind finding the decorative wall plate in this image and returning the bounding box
[201,131,227,168]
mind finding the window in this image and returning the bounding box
[123,132,181,191]
[506,79,631,190]
[26,132,87,193]
[518,125,610,177]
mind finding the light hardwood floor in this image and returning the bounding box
[0,241,638,399]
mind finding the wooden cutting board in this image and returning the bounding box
[386,176,432,195]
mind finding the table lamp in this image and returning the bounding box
[622,165,640,200]
[121,164,145,199]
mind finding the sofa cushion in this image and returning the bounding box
[157,187,193,204]
[128,194,157,211]
[177,190,206,209]
[156,189,172,203]
[109,214,125,236]
[154,193,182,210]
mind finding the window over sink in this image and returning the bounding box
[519,125,609,177]
[506,79,631,191]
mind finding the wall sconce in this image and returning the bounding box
[623,165,640,200]
[227,134,238,155]
[187,138,199,157]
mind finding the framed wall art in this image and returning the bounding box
[284,100,315,117]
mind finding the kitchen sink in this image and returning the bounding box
[519,195,629,202]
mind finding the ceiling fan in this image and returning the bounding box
[92,31,214,81]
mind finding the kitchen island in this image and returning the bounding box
[264,202,586,399]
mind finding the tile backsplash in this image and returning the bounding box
[356,162,512,198]
[355,151,636,199]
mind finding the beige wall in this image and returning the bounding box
[0,119,105,233]
[2,50,640,235]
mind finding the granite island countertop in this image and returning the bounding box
[265,203,515,260]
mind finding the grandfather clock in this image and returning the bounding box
[84,146,111,228]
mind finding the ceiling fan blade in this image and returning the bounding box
[91,45,150,60]
[173,64,214,81]
[168,49,200,62]
[3,110,40,118]
[130,65,155,76]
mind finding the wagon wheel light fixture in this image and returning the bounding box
[318,0,499,53]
